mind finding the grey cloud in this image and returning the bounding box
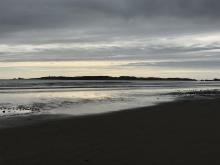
[1,0,220,34]
[0,0,220,63]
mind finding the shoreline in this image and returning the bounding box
[0,97,220,164]
[0,95,176,129]
[0,101,172,129]
[0,91,217,129]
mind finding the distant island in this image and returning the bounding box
[30,76,197,81]
[11,76,220,81]
[201,78,220,81]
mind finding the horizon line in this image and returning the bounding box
[1,76,219,81]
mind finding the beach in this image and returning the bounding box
[0,97,219,165]
[1,0,220,164]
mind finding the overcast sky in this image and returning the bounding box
[0,0,220,79]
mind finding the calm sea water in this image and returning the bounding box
[0,80,220,117]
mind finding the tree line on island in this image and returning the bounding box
[13,76,220,81]
[34,76,196,81]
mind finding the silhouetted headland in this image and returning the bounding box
[202,78,220,81]
[32,76,197,81]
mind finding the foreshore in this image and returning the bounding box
[0,97,220,164]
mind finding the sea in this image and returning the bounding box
[0,79,220,117]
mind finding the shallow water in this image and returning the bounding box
[0,80,219,117]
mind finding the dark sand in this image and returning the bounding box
[0,98,220,165]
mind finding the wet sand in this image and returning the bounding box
[0,98,220,164]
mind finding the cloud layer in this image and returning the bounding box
[0,0,220,78]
